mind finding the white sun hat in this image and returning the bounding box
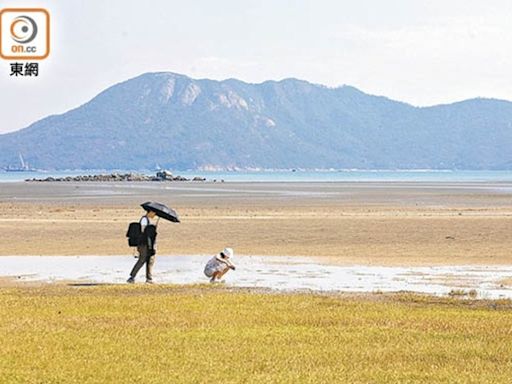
[221,247,234,258]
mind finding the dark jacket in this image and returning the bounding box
[141,224,157,255]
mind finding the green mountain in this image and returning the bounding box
[1,72,512,170]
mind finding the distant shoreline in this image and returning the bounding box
[2,169,512,183]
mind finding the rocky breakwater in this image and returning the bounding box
[26,172,207,182]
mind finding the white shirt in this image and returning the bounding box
[140,215,150,231]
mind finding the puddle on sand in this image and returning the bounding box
[1,255,512,299]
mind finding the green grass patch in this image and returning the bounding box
[0,285,511,383]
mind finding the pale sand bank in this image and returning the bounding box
[0,181,511,266]
[1,255,512,298]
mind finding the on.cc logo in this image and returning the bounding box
[0,8,50,60]
[10,15,38,44]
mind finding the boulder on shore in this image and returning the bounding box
[26,171,208,183]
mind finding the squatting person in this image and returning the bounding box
[204,247,236,282]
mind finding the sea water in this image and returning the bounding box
[2,170,512,182]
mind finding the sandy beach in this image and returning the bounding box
[0,181,511,266]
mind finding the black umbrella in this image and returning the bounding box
[141,201,180,223]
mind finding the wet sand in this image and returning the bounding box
[2,255,512,298]
[0,181,512,266]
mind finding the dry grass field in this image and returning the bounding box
[0,285,511,384]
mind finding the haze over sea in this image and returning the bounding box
[2,170,512,183]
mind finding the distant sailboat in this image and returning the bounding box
[4,153,38,172]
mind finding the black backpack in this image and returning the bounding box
[126,222,142,247]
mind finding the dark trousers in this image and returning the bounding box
[130,245,155,280]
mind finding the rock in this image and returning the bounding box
[26,172,197,183]
[156,170,174,180]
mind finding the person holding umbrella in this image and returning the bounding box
[127,201,179,284]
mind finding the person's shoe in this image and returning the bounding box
[209,277,216,283]
[146,279,154,284]
[127,277,135,284]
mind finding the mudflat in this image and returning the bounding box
[0,181,511,265]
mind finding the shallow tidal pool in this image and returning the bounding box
[1,255,512,299]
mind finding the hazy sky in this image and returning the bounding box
[1,0,512,133]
